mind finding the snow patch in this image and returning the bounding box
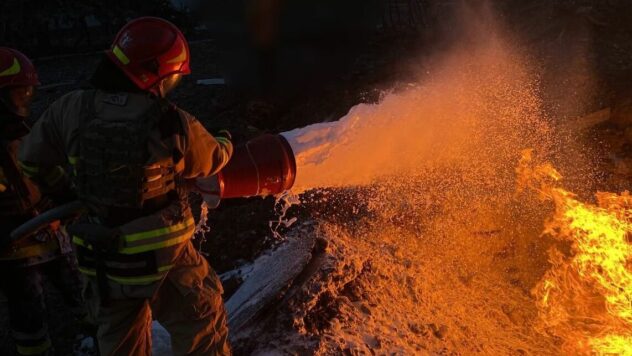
[226,225,316,333]
[152,321,172,356]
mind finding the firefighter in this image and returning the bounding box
[0,47,83,356]
[19,18,233,355]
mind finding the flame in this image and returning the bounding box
[517,149,632,355]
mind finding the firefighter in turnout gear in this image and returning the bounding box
[0,48,83,356]
[19,18,233,355]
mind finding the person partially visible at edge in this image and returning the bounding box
[18,18,233,356]
[0,47,83,356]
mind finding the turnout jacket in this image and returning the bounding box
[0,128,62,264]
[18,90,233,284]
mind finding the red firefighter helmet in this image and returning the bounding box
[105,17,191,93]
[0,47,40,89]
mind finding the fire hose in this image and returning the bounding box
[8,200,87,243]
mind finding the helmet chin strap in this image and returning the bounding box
[154,75,180,98]
[145,82,165,99]
[157,82,167,99]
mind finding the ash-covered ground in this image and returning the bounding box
[3,1,632,355]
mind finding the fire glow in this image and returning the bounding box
[518,149,632,355]
[264,8,631,353]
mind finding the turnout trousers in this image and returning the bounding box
[0,254,83,356]
[84,241,230,356]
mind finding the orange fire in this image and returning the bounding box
[517,149,632,355]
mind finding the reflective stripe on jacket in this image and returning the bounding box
[71,204,196,285]
[73,218,195,255]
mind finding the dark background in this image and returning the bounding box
[0,0,427,98]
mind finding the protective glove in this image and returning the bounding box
[193,175,221,209]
